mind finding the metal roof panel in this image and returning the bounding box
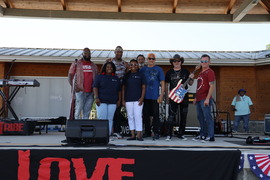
[0,47,270,66]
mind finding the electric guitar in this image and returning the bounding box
[168,64,200,103]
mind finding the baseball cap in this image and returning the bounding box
[238,89,246,94]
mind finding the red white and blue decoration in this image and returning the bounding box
[238,154,244,173]
[248,154,270,180]
[168,79,188,103]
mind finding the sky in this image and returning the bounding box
[0,17,270,51]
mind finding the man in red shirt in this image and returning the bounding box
[68,48,98,119]
[192,54,215,142]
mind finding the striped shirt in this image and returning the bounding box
[112,58,127,81]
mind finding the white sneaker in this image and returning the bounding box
[201,137,215,143]
[178,136,187,141]
[201,137,210,143]
[192,136,200,141]
[113,133,122,139]
[165,136,171,141]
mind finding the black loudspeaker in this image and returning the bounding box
[65,119,109,145]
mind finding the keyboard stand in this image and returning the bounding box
[0,87,21,120]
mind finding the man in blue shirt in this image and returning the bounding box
[140,53,165,140]
[231,89,254,133]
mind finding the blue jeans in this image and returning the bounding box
[196,99,214,138]
[96,103,117,135]
[234,114,250,132]
[75,92,94,119]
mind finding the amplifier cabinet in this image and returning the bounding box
[65,119,109,145]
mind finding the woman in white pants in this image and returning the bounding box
[122,59,146,141]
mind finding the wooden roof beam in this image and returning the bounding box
[172,0,179,14]
[118,0,121,12]
[60,0,67,11]
[3,0,14,8]
[2,8,270,22]
[259,0,270,14]
[233,0,260,22]
[225,0,236,14]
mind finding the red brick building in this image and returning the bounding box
[1,48,270,122]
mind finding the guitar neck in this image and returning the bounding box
[182,67,199,88]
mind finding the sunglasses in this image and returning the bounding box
[148,58,156,60]
[173,60,181,63]
[200,60,209,63]
[130,64,138,66]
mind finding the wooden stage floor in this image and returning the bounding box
[0,131,269,153]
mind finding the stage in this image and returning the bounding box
[0,130,269,149]
[0,131,269,180]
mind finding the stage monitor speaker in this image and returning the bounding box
[65,119,109,145]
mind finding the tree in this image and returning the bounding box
[267,44,270,50]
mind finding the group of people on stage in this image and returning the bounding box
[68,46,254,142]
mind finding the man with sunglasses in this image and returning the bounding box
[140,53,165,140]
[193,54,216,142]
[165,54,194,141]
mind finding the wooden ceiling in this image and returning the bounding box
[0,0,270,22]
